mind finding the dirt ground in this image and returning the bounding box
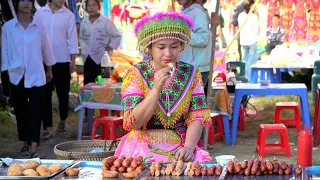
[1,94,320,165]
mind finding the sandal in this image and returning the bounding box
[30,152,39,158]
[40,132,52,141]
[56,122,66,132]
[20,146,30,156]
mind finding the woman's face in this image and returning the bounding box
[151,39,182,68]
[18,0,33,14]
[86,0,100,16]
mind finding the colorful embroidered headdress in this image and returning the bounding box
[134,12,194,56]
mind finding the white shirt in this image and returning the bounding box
[1,18,55,88]
[79,15,121,64]
[34,4,79,63]
[238,12,259,46]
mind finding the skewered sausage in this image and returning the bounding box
[122,157,134,168]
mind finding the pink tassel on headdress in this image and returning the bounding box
[134,12,194,37]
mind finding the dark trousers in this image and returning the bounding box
[43,63,70,129]
[201,71,209,97]
[10,78,44,145]
[84,56,101,85]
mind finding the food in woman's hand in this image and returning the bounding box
[23,169,39,176]
[102,170,118,178]
[48,163,62,174]
[65,168,80,176]
[7,164,24,176]
[36,165,50,176]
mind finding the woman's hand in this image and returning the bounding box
[175,147,195,162]
[153,66,171,91]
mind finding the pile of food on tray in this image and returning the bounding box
[101,155,146,178]
[6,160,79,177]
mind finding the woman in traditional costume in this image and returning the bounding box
[114,12,212,162]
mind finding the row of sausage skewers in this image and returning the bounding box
[226,159,302,176]
[149,160,223,177]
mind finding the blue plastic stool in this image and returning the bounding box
[250,68,275,83]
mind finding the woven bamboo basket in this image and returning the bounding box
[54,140,119,161]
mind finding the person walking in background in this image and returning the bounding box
[79,0,121,85]
[35,0,79,137]
[1,0,55,157]
[265,14,285,54]
[237,0,259,81]
[177,0,212,96]
[231,0,245,60]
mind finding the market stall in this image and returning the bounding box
[1,156,320,179]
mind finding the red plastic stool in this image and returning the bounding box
[208,105,246,145]
[229,104,246,131]
[208,114,224,145]
[90,116,126,140]
[208,124,216,145]
[274,102,301,132]
[256,124,291,158]
[100,109,121,117]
